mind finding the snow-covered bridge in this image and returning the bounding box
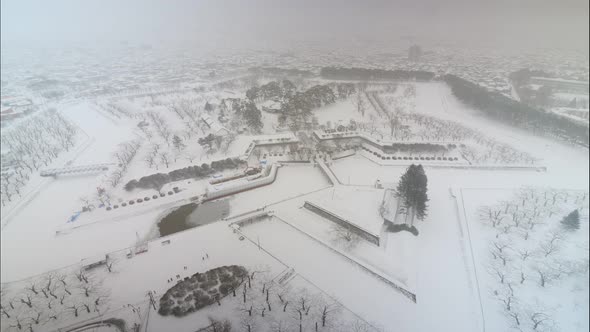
[40,163,117,177]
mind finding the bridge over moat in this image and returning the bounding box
[40,163,118,177]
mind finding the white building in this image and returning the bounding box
[201,114,230,136]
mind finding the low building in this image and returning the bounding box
[0,107,27,124]
[201,114,230,136]
[530,77,589,94]
[81,254,109,271]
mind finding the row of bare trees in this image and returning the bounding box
[95,102,134,119]
[228,269,372,332]
[107,139,142,188]
[1,110,77,206]
[1,266,110,332]
[479,188,589,331]
[357,90,537,165]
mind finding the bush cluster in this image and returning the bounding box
[159,265,248,317]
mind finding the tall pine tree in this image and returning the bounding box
[243,101,263,133]
[395,164,429,226]
[561,209,580,231]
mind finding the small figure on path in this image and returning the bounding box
[202,256,205,261]
[206,253,209,259]
[184,266,187,270]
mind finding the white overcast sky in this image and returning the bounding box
[1,0,588,52]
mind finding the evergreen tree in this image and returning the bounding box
[243,101,263,133]
[204,101,213,112]
[172,135,185,151]
[561,209,580,231]
[395,164,429,225]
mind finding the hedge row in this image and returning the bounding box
[125,158,246,191]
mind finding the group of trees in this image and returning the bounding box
[231,269,351,332]
[281,85,336,116]
[228,99,263,133]
[367,92,537,165]
[124,157,245,191]
[247,67,315,78]
[330,83,357,100]
[146,111,174,146]
[1,110,77,206]
[107,139,142,188]
[444,74,589,147]
[508,69,556,107]
[1,267,110,332]
[158,264,374,332]
[96,102,134,119]
[478,188,589,331]
[246,80,296,102]
[159,265,248,317]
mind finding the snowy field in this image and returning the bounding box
[1,78,588,332]
[460,187,589,332]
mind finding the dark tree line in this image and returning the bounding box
[444,74,589,147]
[281,85,336,115]
[125,158,246,191]
[384,143,450,154]
[233,99,263,133]
[246,80,296,102]
[329,82,357,99]
[320,67,436,81]
[247,67,314,78]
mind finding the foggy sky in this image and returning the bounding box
[2,0,588,52]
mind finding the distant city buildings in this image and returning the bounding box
[530,77,589,94]
[0,95,35,125]
[408,45,422,62]
[201,114,230,136]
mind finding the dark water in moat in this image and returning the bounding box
[157,199,230,237]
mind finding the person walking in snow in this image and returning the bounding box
[206,253,209,259]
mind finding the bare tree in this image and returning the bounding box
[29,311,42,325]
[479,206,504,228]
[105,257,117,273]
[539,231,561,258]
[145,153,156,168]
[159,152,171,169]
[20,298,33,311]
[350,319,373,332]
[239,310,257,332]
[205,316,232,332]
[67,304,80,317]
[270,319,290,332]
[529,312,551,331]
[25,283,39,296]
[331,224,360,250]
[507,310,520,327]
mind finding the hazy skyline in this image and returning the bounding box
[2,0,589,52]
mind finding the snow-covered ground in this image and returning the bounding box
[1,79,589,332]
[460,188,589,332]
